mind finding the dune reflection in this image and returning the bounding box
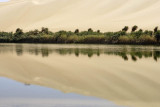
[0,44,160,107]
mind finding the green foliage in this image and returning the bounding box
[41,27,49,34]
[66,35,79,43]
[139,35,156,44]
[27,29,40,35]
[88,28,93,33]
[81,35,106,44]
[14,28,23,37]
[132,31,143,38]
[144,30,153,36]
[0,27,160,44]
[118,36,135,44]
[0,32,12,37]
[139,29,143,32]
[155,30,160,42]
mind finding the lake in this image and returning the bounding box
[0,43,160,107]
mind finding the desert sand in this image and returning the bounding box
[0,0,160,32]
[0,44,160,107]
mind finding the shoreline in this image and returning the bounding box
[0,42,159,45]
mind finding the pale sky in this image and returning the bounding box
[0,0,9,2]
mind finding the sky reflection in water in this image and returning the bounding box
[0,78,124,107]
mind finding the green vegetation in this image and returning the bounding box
[0,26,160,44]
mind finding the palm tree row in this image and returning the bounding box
[0,26,160,44]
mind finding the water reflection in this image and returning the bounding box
[0,44,160,61]
[0,78,121,107]
[0,44,160,107]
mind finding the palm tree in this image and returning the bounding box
[88,28,93,32]
[97,30,100,33]
[14,28,23,37]
[154,26,158,33]
[122,26,129,32]
[74,29,79,34]
[132,25,138,32]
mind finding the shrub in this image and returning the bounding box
[57,35,67,43]
[118,36,135,44]
[155,31,160,42]
[139,35,156,44]
[66,35,79,43]
[81,35,106,44]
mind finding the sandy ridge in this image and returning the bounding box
[0,0,160,32]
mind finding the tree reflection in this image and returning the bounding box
[26,48,160,61]
[0,44,160,61]
[15,44,23,56]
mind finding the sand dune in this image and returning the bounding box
[0,0,160,32]
[0,44,160,107]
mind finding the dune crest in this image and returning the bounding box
[0,0,160,31]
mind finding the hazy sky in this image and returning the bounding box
[0,0,9,2]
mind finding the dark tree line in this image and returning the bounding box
[0,26,160,44]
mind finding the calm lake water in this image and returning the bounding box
[0,43,160,107]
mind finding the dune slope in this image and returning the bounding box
[0,0,160,32]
